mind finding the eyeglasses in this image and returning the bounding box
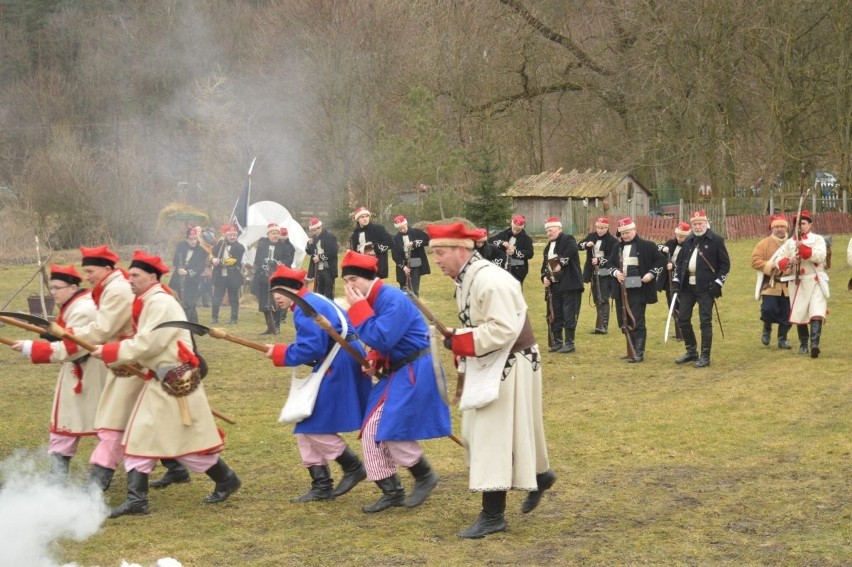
[48,285,71,292]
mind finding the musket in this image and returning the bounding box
[154,320,268,353]
[793,164,811,287]
[619,281,638,359]
[269,288,372,369]
[544,287,555,349]
[713,299,725,339]
[0,335,16,347]
[0,313,227,426]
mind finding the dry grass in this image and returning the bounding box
[0,236,850,566]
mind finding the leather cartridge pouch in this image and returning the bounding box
[159,364,201,397]
[624,275,643,289]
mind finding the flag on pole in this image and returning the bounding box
[229,156,256,232]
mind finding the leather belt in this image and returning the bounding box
[389,347,430,374]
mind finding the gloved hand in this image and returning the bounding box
[442,329,456,350]
[711,281,723,298]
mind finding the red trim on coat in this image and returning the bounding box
[62,334,79,356]
[272,344,288,366]
[101,342,121,364]
[451,329,476,357]
[798,243,813,259]
[31,341,54,364]
[348,299,375,326]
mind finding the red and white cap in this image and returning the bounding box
[353,207,371,220]
[393,215,407,229]
[309,217,322,230]
[511,215,526,228]
[50,264,82,285]
[595,217,610,229]
[544,217,562,230]
[674,222,691,236]
[425,223,480,249]
[617,217,636,233]
[129,249,169,277]
[267,223,281,235]
[220,224,238,234]
[689,210,708,224]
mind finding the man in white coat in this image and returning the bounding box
[11,265,108,477]
[774,210,829,358]
[92,250,241,517]
[428,222,555,539]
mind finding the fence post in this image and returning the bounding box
[843,189,848,214]
[811,192,817,212]
[679,198,684,221]
[769,195,774,214]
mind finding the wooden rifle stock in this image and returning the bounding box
[544,287,555,349]
[620,281,637,359]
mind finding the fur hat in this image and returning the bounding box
[617,217,636,233]
[544,217,562,230]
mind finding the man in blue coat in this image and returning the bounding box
[265,265,371,502]
[342,250,451,513]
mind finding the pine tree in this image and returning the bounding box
[465,144,510,230]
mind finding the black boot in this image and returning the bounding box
[694,336,712,368]
[331,447,366,497]
[797,324,809,354]
[458,491,507,539]
[404,457,439,508]
[150,458,191,489]
[810,320,822,358]
[778,325,792,350]
[628,334,644,363]
[260,311,276,335]
[761,321,772,346]
[521,469,556,513]
[109,469,149,518]
[203,458,242,504]
[547,330,562,353]
[90,464,115,491]
[557,328,576,353]
[290,465,334,503]
[49,454,71,478]
[274,310,283,334]
[599,303,610,334]
[675,346,698,364]
[362,474,405,513]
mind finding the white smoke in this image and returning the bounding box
[0,451,182,567]
[0,450,108,567]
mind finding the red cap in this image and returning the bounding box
[675,222,691,236]
[50,264,82,285]
[595,217,610,228]
[80,245,120,268]
[544,217,562,229]
[309,217,322,229]
[341,250,379,279]
[393,215,407,228]
[221,224,237,234]
[425,222,480,249]
[689,210,708,223]
[511,215,525,227]
[617,217,636,233]
[129,249,169,277]
[267,223,281,234]
[269,264,307,290]
[794,210,812,224]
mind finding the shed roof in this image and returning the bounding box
[503,168,649,199]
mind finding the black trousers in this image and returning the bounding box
[677,284,714,347]
[551,289,581,342]
[613,287,647,343]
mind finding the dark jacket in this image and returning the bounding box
[252,237,295,295]
[391,227,431,284]
[673,230,731,294]
[211,239,245,286]
[540,232,584,293]
[169,240,209,293]
[350,222,394,278]
[305,228,339,279]
[491,227,534,273]
[577,231,618,282]
[608,235,666,304]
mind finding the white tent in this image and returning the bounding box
[239,200,308,269]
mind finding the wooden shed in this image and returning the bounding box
[503,168,653,235]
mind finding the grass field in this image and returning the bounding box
[0,236,850,566]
